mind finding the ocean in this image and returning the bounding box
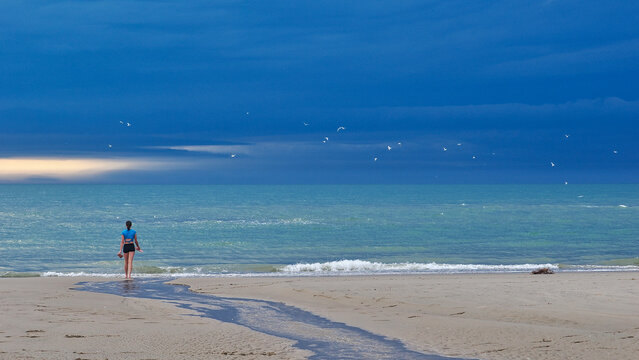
[1,184,638,277]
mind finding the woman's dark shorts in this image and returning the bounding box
[123,244,135,253]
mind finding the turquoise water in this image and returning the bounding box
[1,185,638,276]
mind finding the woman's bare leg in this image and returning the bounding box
[127,251,135,278]
[123,252,130,278]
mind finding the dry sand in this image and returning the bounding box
[1,272,638,359]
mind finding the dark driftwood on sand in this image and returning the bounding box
[531,267,554,274]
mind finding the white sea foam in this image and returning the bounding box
[40,271,218,278]
[279,260,560,273]
[38,271,294,278]
[559,264,639,271]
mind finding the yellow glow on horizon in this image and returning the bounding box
[0,158,164,180]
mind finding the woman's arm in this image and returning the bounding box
[118,235,124,254]
[134,233,142,251]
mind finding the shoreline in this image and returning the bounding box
[1,272,638,359]
[3,263,639,279]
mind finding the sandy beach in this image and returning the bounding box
[0,277,309,360]
[1,272,638,359]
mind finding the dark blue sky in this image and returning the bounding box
[1,0,638,183]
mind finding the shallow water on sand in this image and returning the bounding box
[76,278,470,360]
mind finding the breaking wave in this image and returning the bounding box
[279,260,560,273]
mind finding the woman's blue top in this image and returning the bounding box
[122,229,136,244]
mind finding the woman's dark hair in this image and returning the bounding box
[126,220,132,230]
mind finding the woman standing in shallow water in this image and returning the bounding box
[118,220,142,279]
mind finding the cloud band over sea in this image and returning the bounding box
[0,157,186,182]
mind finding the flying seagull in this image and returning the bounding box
[303,122,309,126]
[337,126,346,132]
[442,147,447,151]
[231,154,236,158]
[387,145,392,151]
[550,162,555,167]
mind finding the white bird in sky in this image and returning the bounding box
[231,154,236,158]
[550,161,555,167]
[126,122,132,127]
[564,181,568,185]
[442,147,447,151]
[387,145,392,151]
[397,142,402,146]
[108,144,112,149]
[119,121,124,125]
[457,143,462,146]
[322,137,328,143]
[303,122,309,126]
[613,150,618,154]
[472,155,476,159]
[564,134,570,138]
[337,126,345,132]
[373,157,378,162]
[245,112,250,115]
